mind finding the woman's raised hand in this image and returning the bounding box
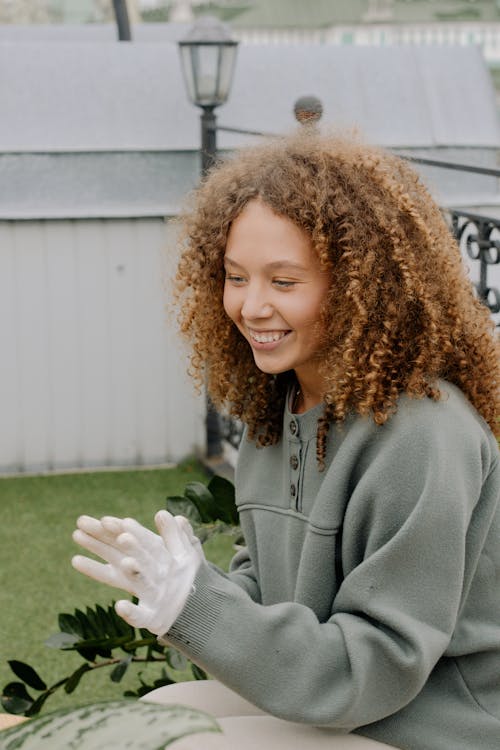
[72,511,204,636]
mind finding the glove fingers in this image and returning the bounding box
[155,510,186,557]
[116,531,158,571]
[101,516,126,536]
[175,516,205,564]
[76,515,122,547]
[71,554,133,593]
[175,516,198,545]
[115,599,148,629]
[73,528,126,567]
[122,518,163,552]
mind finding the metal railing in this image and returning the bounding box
[449,208,500,318]
[402,155,500,321]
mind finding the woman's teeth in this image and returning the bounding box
[250,330,287,343]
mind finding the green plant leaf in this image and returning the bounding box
[208,475,239,524]
[95,603,113,632]
[123,684,153,698]
[85,606,103,638]
[25,690,52,717]
[110,657,132,683]
[58,612,84,638]
[64,663,91,694]
[122,637,155,651]
[108,604,134,638]
[165,648,188,672]
[1,694,33,715]
[75,646,98,662]
[165,496,203,525]
[75,636,116,660]
[153,674,174,689]
[74,635,131,650]
[45,631,79,649]
[74,608,93,639]
[0,700,221,749]
[1,682,34,714]
[184,482,219,523]
[191,663,208,681]
[7,662,47,691]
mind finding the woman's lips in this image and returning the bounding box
[247,328,291,350]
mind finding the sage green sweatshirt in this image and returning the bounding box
[165,382,500,750]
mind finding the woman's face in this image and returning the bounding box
[223,200,330,398]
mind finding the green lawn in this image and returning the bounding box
[0,460,236,715]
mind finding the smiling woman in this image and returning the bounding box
[223,200,330,412]
[71,131,500,750]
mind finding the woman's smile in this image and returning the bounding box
[247,328,291,346]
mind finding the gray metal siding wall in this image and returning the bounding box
[0,217,203,474]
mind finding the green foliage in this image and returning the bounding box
[2,603,207,717]
[1,475,239,717]
[166,475,240,537]
[0,700,220,750]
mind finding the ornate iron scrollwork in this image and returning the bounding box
[449,209,500,319]
[219,413,244,450]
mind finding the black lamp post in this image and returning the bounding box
[179,16,239,175]
[112,0,132,41]
[179,16,239,460]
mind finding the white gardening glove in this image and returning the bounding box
[72,511,204,636]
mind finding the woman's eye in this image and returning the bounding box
[225,274,246,284]
[273,279,296,288]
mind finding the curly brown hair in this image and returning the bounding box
[174,131,500,466]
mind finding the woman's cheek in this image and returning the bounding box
[223,286,238,325]
[222,284,232,318]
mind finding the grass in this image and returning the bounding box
[0,460,236,715]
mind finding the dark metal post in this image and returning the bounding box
[178,18,239,462]
[201,107,217,175]
[200,106,223,458]
[112,0,132,41]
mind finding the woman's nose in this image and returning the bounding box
[240,286,273,320]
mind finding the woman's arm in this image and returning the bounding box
[163,406,498,728]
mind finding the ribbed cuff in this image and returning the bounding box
[158,563,228,657]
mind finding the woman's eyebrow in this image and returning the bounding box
[266,261,308,272]
[224,257,308,272]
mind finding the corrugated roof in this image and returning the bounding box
[1,38,498,218]
[1,146,497,220]
[0,41,497,152]
[0,151,200,219]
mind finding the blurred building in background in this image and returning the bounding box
[141,1,500,93]
[0,2,499,474]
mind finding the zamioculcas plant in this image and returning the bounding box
[1,476,240,717]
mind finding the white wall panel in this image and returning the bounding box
[0,218,204,474]
[15,222,53,471]
[45,220,82,468]
[133,222,172,464]
[74,220,114,466]
[106,220,142,466]
[0,224,21,471]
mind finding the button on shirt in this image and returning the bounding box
[286,395,324,513]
